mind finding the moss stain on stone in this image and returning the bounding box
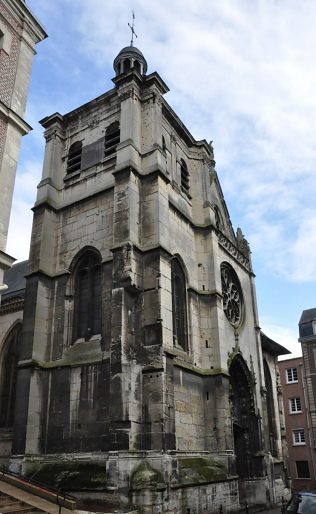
[130,461,165,491]
[24,462,107,490]
[179,457,228,485]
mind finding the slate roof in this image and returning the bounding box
[261,331,290,356]
[299,308,316,325]
[2,260,28,299]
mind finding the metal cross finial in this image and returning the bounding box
[128,11,138,46]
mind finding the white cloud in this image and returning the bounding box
[6,159,42,261]
[6,198,33,262]
[261,319,301,360]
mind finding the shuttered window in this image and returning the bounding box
[104,122,120,158]
[67,141,82,173]
[180,159,190,195]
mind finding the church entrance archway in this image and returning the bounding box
[229,354,262,482]
[0,323,21,428]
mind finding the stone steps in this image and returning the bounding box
[0,491,46,513]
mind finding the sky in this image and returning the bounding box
[7,0,316,359]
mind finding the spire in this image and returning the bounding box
[113,13,147,77]
[128,11,137,47]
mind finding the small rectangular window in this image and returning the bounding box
[292,429,305,445]
[296,460,310,479]
[0,23,12,54]
[289,397,302,413]
[286,367,298,383]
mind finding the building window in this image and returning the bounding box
[67,141,82,173]
[0,324,21,428]
[73,251,102,342]
[214,205,222,230]
[162,135,166,152]
[296,460,310,479]
[104,121,120,158]
[171,258,188,350]
[0,24,11,54]
[292,429,305,445]
[290,397,302,413]
[263,360,277,456]
[286,367,298,383]
[123,58,131,72]
[180,159,190,195]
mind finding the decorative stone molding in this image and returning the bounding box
[218,232,250,271]
[0,295,24,315]
[118,88,139,103]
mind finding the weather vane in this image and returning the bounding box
[128,11,137,46]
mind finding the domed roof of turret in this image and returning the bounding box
[113,45,148,76]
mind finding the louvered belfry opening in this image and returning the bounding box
[67,141,82,173]
[104,121,120,158]
[180,158,190,195]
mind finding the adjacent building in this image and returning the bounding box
[0,43,290,513]
[279,356,316,491]
[0,0,46,301]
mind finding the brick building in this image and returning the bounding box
[0,43,290,513]
[279,357,316,491]
[0,0,46,300]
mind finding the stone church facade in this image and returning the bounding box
[0,44,290,513]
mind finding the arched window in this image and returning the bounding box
[104,121,120,158]
[264,360,277,456]
[180,159,190,195]
[67,141,82,174]
[134,60,141,73]
[162,135,166,153]
[230,355,261,478]
[0,324,21,428]
[171,258,188,350]
[213,205,222,231]
[123,58,131,73]
[73,252,102,342]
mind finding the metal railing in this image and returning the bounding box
[0,466,77,511]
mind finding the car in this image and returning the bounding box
[282,492,316,513]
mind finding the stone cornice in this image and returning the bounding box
[0,250,16,270]
[0,295,24,315]
[0,100,32,135]
[2,0,47,43]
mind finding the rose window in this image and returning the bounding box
[221,264,244,327]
